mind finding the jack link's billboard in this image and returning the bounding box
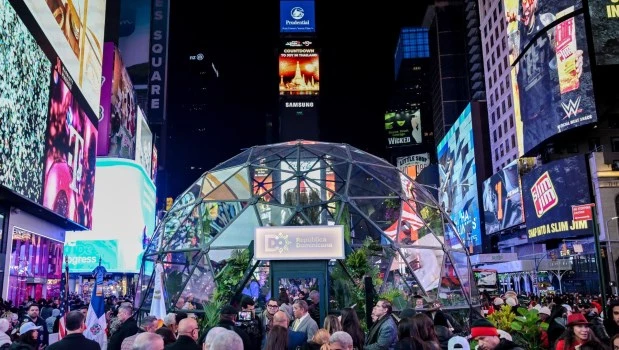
[280,0,315,33]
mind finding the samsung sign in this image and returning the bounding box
[280,0,316,32]
[255,226,344,260]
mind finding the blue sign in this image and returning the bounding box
[280,1,315,33]
[64,240,119,272]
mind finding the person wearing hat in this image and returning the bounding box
[470,318,524,350]
[0,318,11,347]
[554,313,608,350]
[11,322,42,350]
[211,305,253,350]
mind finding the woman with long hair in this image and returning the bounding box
[302,329,331,350]
[265,325,289,350]
[340,308,364,350]
[324,315,342,335]
[411,314,439,350]
[10,323,39,350]
[555,314,609,350]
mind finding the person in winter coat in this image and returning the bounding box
[471,319,525,350]
[554,313,608,350]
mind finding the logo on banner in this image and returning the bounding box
[89,323,102,335]
[264,232,291,254]
[531,171,558,218]
[285,40,313,47]
[561,96,582,119]
[285,101,314,108]
[291,7,304,19]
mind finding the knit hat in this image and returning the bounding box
[493,297,504,306]
[470,318,499,339]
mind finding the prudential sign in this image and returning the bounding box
[280,0,316,32]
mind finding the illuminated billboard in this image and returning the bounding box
[385,108,422,147]
[135,107,153,176]
[503,0,581,64]
[109,46,137,159]
[482,160,524,235]
[522,155,592,242]
[0,1,51,203]
[514,14,597,154]
[280,0,315,33]
[42,61,98,229]
[279,96,319,141]
[279,39,319,95]
[437,104,482,252]
[23,0,106,114]
[588,1,619,65]
[65,158,156,273]
[119,0,151,84]
[397,153,430,182]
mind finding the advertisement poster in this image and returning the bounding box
[279,39,319,95]
[97,42,115,156]
[151,145,158,182]
[397,153,430,181]
[0,1,51,203]
[522,155,592,242]
[385,108,422,147]
[119,0,151,85]
[109,47,137,159]
[135,107,153,176]
[23,0,106,114]
[43,61,98,229]
[280,0,315,32]
[588,0,619,65]
[482,160,524,235]
[437,104,482,253]
[514,14,597,154]
[64,240,118,272]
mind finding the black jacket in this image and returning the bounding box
[47,333,100,350]
[216,320,255,350]
[495,339,525,350]
[164,335,200,350]
[107,317,139,350]
[22,316,48,347]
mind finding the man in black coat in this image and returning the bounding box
[164,318,200,350]
[22,303,48,348]
[47,311,100,350]
[107,305,139,350]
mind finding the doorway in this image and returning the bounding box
[270,260,328,327]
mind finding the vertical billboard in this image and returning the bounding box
[42,61,98,229]
[279,39,319,95]
[397,153,430,181]
[279,97,319,141]
[148,0,170,123]
[109,46,137,159]
[65,158,156,273]
[437,104,482,252]
[280,0,315,33]
[588,0,619,65]
[522,155,592,242]
[482,160,524,235]
[135,107,153,176]
[22,0,107,114]
[0,1,51,203]
[119,0,151,85]
[385,108,422,147]
[97,42,115,156]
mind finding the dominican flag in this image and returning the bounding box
[83,264,108,349]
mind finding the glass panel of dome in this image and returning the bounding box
[201,169,251,201]
[417,206,445,239]
[199,166,242,196]
[249,144,298,164]
[438,254,469,309]
[357,165,404,197]
[163,254,196,307]
[162,206,204,252]
[390,252,427,298]
[207,249,236,271]
[389,201,426,245]
[210,207,259,248]
[240,263,269,301]
[349,197,399,232]
[350,148,391,166]
[180,258,216,306]
[304,143,351,162]
[202,201,245,239]
[444,222,464,251]
[211,148,252,172]
[347,165,398,198]
[144,224,163,257]
[169,179,203,214]
[451,251,472,301]
[256,203,295,226]
[401,242,443,294]
[252,167,276,200]
[348,211,381,243]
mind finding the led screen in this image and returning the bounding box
[23,0,107,114]
[503,0,581,64]
[437,104,482,253]
[397,153,430,182]
[97,42,114,156]
[43,61,97,229]
[65,158,156,273]
[108,47,137,159]
[514,14,597,154]
[522,155,592,242]
[0,1,51,203]
[280,0,315,32]
[135,107,152,176]
[482,160,524,235]
[279,39,319,95]
[119,0,151,84]
[588,0,619,65]
[385,108,422,147]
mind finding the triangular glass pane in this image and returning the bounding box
[145,223,163,257]
[200,166,244,199]
[162,253,195,310]
[250,154,283,171]
[390,250,427,298]
[169,178,203,214]
[201,201,245,239]
[161,204,203,252]
[256,203,295,226]
[438,253,469,309]
[203,169,251,201]
[451,251,473,305]
[348,165,397,197]
[348,210,381,244]
[248,144,298,164]
[349,198,399,232]
[211,148,252,171]
[391,201,426,245]
[253,167,276,202]
[181,256,216,305]
[210,207,259,248]
[349,147,391,166]
[359,164,403,196]
[400,243,443,295]
[417,205,445,239]
[304,143,351,163]
[282,212,311,226]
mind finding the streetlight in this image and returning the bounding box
[606,216,619,295]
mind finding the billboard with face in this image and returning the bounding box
[385,108,422,147]
[437,104,482,253]
[482,160,525,235]
[279,39,319,95]
[513,14,597,154]
[522,155,592,242]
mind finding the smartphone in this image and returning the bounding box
[238,311,252,321]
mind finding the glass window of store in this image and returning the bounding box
[8,227,64,305]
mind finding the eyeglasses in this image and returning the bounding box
[267,304,279,308]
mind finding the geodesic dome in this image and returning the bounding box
[137,140,480,313]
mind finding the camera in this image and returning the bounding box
[238,311,252,321]
[235,311,262,341]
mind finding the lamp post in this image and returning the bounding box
[606,216,619,295]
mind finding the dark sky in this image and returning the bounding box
[165,1,429,196]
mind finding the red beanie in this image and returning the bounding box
[470,319,499,338]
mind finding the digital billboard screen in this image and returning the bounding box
[109,47,137,159]
[503,0,581,64]
[65,158,156,273]
[279,96,319,141]
[119,0,151,85]
[0,1,51,203]
[23,0,107,114]
[397,153,430,182]
[385,108,422,147]
[437,104,482,252]
[482,160,524,235]
[279,39,319,95]
[522,155,592,242]
[135,107,153,176]
[280,0,315,32]
[42,61,98,229]
[514,14,597,154]
[588,0,619,65]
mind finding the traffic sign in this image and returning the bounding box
[572,203,594,221]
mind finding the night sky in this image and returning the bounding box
[165,1,429,196]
